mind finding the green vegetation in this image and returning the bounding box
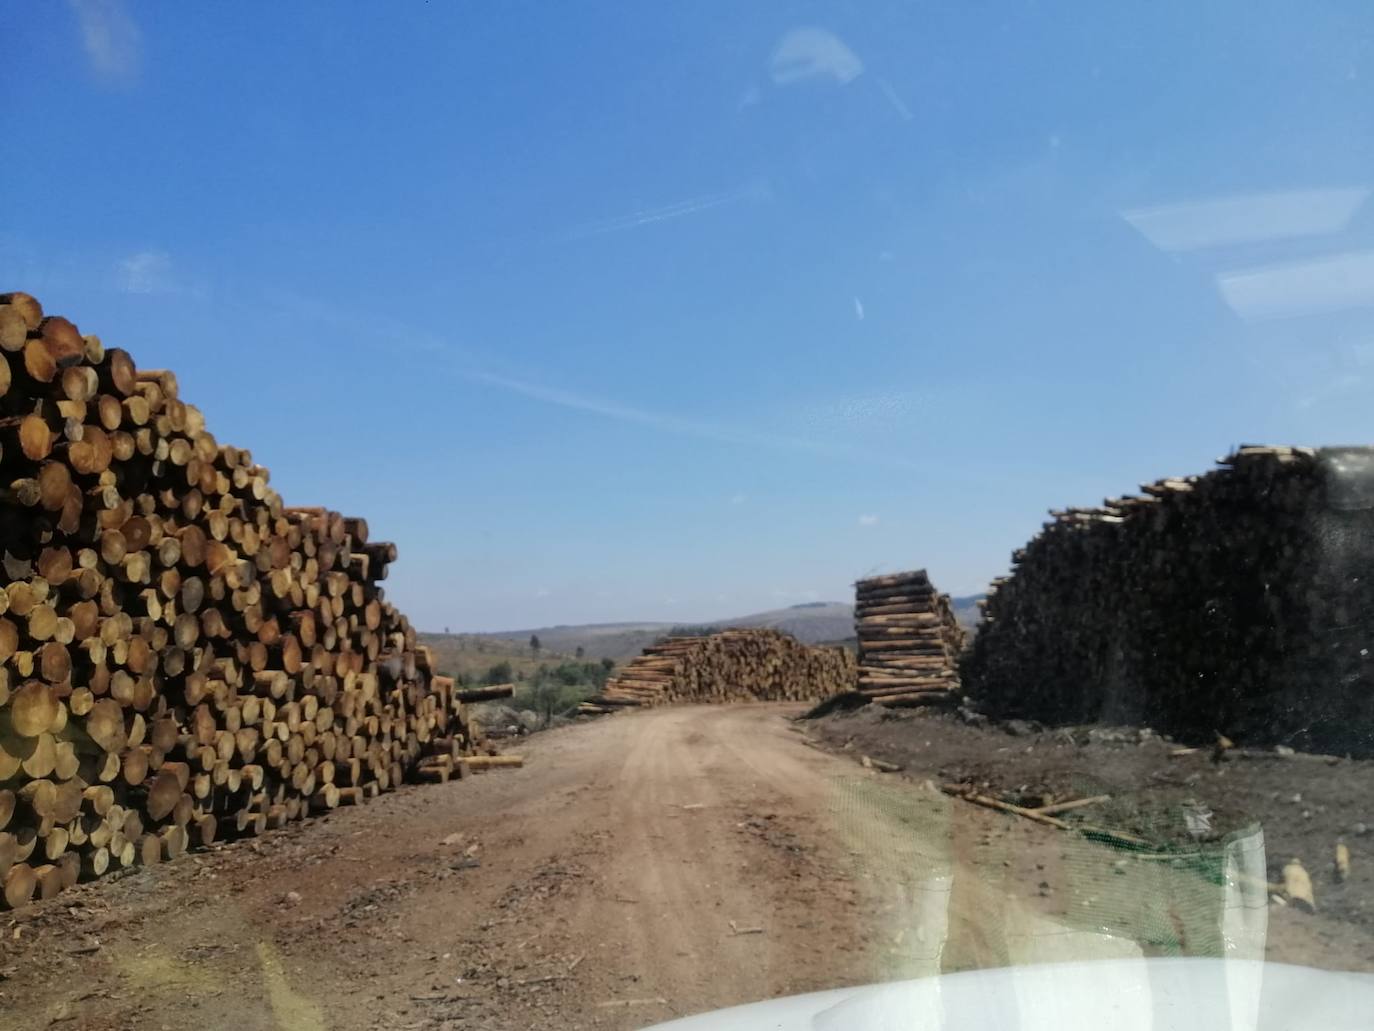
[510,659,614,725]
[661,624,721,640]
[417,633,582,684]
[420,632,617,727]
[483,661,513,685]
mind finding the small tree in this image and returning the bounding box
[575,645,585,659]
[484,660,513,685]
[530,633,541,656]
[600,657,614,673]
[528,675,565,726]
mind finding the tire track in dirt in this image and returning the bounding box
[0,704,1149,1031]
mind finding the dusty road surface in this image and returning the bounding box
[0,704,1305,1030]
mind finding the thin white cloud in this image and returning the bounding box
[1216,250,1374,321]
[117,250,172,294]
[853,296,865,321]
[802,389,927,432]
[468,370,733,440]
[879,80,913,120]
[271,286,926,471]
[465,371,923,472]
[561,182,769,241]
[729,493,747,506]
[1124,188,1368,253]
[857,514,879,527]
[264,288,456,357]
[770,27,864,86]
[70,0,140,84]
[1296,372,1364,411]
[114,250,209,299]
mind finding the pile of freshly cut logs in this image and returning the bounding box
[854,570,965,707]
[579,629,854,713]
[963,445,1374,755]
[0,292,484,909]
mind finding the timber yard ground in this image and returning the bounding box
[2,704,1373,1031]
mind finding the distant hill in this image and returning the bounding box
[696,602,856,643]
[951,594,985,633]
[447,595,988,665]
[472,622,674,663]
[416,632,587,682]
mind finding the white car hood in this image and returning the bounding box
[643,958,1374,1031]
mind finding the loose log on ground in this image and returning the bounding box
[454,683,515,703]
[461,755,524,771]
[1283,858,1316,912]
[1032,795,1111,817]
[940,784,1072,830]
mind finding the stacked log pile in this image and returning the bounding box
[579,629,854,713]
[963,445,1374,755]
[854,570,965,707]
[0,292,481,909]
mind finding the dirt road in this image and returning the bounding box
[0,705,1287,1030]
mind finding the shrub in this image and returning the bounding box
[483,660,514,685]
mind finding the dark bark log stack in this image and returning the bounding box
[853,570,965,707]
[579,629,854,712]
[962,445,1374,755]
[0,292,483,909]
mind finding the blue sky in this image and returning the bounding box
[5,2,1374,631]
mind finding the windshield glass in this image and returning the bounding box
[3,3,1373,1029]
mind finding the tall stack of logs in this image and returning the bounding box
[854,570,965,707]
[0,292,481,910]
[963,445,1374,755]
[579,629,854,713]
